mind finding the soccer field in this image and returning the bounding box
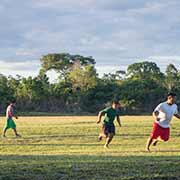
[0,116,179,180]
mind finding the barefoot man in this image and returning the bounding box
[146,92,180,151]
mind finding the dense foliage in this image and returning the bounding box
[0,53,179,114]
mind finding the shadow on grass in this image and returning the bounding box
[0,155,179,180]
[1,143,180,152]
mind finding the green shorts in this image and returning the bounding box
[5,118,16,129]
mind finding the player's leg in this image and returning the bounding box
[146,137,154,151]
[9,119,20,137]
[13,128,21,137]
[104,124,115,148]
[98,124,107,141]
[160,127,170,142]
[98,134,106,141]
[152,128,169,147]
[104,133,114,148]
[152,140,159,146]
[146,122,160,151]
[3,127,8,137]
[3,119,10,137]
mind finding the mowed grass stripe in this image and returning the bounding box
[0,116,179,179]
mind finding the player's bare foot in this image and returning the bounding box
[145,147,151,152]
[104,144,109,149]
[16,134,21,138]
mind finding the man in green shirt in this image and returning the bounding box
[97,100,121,148]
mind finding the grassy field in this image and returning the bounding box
[0,116,179,180]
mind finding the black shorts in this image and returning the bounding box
[102,124,115,135]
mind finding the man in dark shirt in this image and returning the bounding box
[97,100,121,148]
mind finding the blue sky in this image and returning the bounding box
[0,0,180,80]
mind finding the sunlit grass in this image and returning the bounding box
[0,116,179,179]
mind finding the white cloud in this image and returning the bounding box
[147,56,180,70]
[96,64,127,77]
[15,48,37,56]
[0,0,180,78]
[0,60,40,77]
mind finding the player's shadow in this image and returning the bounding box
[1,143,180,153]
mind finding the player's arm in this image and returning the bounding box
[13,112,18,119]
[97,108,107,124]
[13,113,18,119]
[12,108,18,119]
[174,114,180,119]
[173,106,180,119]
[117,115,121,127]
[152,103,162,121]
[97,111,103,124]
[152,111,160,121]
[14,115,18,119]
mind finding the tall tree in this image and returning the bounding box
[68,62,98,92]
[40,53,95,80]
[165,64,178,91]
[0,74,13,112]
[67,62,98,112]
[127,61,163,82]
[103,70,126,81]
[119,79,166,113]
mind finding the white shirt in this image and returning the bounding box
[154,102,178,128]
[6,105,14,118]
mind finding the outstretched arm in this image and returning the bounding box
[117,116,121,127]
[97,112,103,124]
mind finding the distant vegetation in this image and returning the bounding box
[0,53,179,114]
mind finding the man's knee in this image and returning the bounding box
[108,133,114,138]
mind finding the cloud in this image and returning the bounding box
[147,56,180,70]
[0,60,40,77]
[0,0,180,78]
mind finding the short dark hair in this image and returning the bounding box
[167,92,176,97]
[10,99,16,104]
[112,100,120,105]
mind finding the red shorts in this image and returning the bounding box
[150,122,170,141]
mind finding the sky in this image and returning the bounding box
[0,0,180,81]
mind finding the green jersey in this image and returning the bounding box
[101,107,120,125]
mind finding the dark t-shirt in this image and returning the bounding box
[101,107,120,125]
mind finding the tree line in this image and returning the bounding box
[0,53,179,115]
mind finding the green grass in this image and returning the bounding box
[0,116,179,180]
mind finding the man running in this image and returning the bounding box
[146,92,180,151]
[97,100,121,148]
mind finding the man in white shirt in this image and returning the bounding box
[3,100,21,137]
[146,92,180,152]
